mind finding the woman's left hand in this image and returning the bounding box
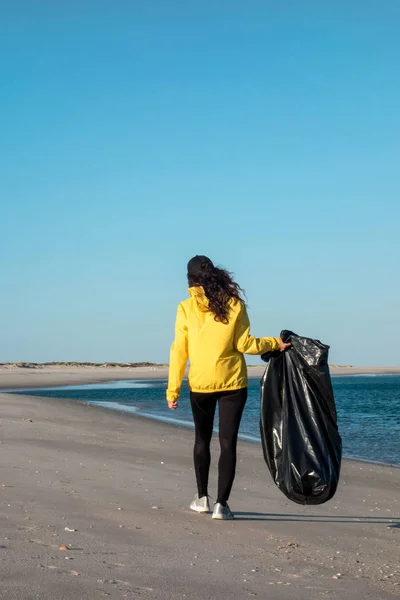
[168,401,178,410]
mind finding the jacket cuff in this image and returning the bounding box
[166,390,179,402]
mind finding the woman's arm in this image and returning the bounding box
[166,303,188,404]
[234,303,281,355]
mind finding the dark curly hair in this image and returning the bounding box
[187,256,246,324]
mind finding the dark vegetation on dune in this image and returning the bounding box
[0,362,166,369]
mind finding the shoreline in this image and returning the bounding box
[0,388,399,599]
[2,367,400,471]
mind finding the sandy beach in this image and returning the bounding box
[0,370,399,599]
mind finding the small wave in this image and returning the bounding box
[239,433,261,443]
[350,374,379,378]
[11,379,168,393]
[112,382,160,389]
[89,400,140,413]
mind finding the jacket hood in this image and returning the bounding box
[188,286,210,312]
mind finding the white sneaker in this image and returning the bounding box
[190,494,212,513]
[212,502,234,520]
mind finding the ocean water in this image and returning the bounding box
[10,375,400,466]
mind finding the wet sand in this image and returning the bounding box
[0,370,399,599]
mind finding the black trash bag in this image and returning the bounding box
[260,330,342,505]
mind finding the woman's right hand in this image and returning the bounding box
[168,400,178,410]
[279,339,291,352]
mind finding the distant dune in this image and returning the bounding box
[0,361,166,369]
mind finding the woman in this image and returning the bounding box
[167,255,290,520]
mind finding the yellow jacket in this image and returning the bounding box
[166,286,281,402]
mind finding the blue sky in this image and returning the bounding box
[1,1,399,366]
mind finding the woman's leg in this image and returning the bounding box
[190,392,218,497]
[217,388,248,505]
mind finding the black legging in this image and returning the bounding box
[190,388,247,505]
